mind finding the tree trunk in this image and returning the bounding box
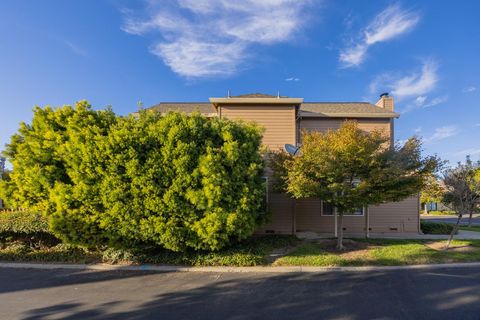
[445,213,462,250]
[336,213,344,250]
[468,212,473,227]
[424,203,428,215]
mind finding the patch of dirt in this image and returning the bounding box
[314,239,376,260]
[266,245,299,263]
[425,241,480,253]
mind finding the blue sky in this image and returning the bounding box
[0,0,479,165]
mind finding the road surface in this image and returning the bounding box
[1,266,480,319]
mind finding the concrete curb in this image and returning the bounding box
[1,261,480,273]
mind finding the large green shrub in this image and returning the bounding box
[2,102,266,251]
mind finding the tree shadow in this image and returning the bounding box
[17,267,480,320]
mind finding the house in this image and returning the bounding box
[148,93,421,236]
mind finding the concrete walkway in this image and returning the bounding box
[296,230,480,240]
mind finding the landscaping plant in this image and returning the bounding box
[271,121,440,250]
[1,102,266,252]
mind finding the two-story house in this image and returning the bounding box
[148,93,420,236]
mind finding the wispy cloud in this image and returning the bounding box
[424,126,458,143]
[452,148,480,157]
[390,60,438,99]
[340,3,420,68]
[65,41,88,57]
[463,86,477,93]
[122,0,311,78]
[285,77,300,82]
[369,60,443,113]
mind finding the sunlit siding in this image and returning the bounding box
[369,195,420,233]
[220,105,296,151]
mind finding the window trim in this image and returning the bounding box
[321,201,365,217]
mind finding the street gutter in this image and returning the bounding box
[1,261,480,273]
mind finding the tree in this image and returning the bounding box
[2,102,266,251]
[272,121,440,250]
[420,175,445,214]
[441,158,480,248]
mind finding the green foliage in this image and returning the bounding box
[3,102,266,251]
[280,122,440,213]
[0,211,49,234]
[420,174,445,207]
[423,210,456,216]
[420,221,455,234]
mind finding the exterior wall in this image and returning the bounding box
[255,193,295,234]
[295,198,334,233]
[369,195,420,233]
[220,105,297,151]
[299,117,391,143]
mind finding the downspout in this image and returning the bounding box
[365,206,370,238]
[334,207,338,237]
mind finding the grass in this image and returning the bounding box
[422,210,456,216]
[273,238,480,267]
[459,226,480,233]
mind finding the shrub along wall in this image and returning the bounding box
[1,102,266,252]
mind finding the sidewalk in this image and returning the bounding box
[296,230,480,240]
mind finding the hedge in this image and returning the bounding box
[421,221,456,235]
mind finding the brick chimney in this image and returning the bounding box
[375,92,394,111]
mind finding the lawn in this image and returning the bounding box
[459,226,480,233]
[273,238,480,267]
[422,210,456,216]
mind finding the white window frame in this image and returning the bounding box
[320,201,364,216]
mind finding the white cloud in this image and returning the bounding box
[391,60,438,99]
[285,77,300,82]
[122,0,311,78]
[424,126,458,143]
[339,4,420,68]
[453,148,480,157]
[369,60,442,113]
[422,95,448,108]
[463,86,477,93]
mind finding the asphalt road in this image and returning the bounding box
[1,267,480,320]
[421,214,480,226]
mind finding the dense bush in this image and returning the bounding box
[421,221,456,234]
[2,102,266,252]
[0,210,57,245]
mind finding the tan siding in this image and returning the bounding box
[256,193,294,234]
[220,105,296,151]
[369,195,420,233]
[295,198,334,232]
[299,118,391,143]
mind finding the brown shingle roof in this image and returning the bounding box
[147,101,399,118]
[300,102,399,118]
[148,103,216,115]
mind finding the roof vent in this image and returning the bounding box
[380,92,389,98]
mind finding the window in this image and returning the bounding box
[322,202,334,216]
[321,201,364,216]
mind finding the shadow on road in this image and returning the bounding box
[12,267,480,320]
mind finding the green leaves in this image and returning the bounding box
[273,121,440,214]
[2,104,265,252]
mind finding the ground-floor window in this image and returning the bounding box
[321,201,364,216]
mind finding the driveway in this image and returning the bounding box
[1,267,479,320]
[421,214,480,226]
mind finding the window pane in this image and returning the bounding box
[322,202,333,215]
